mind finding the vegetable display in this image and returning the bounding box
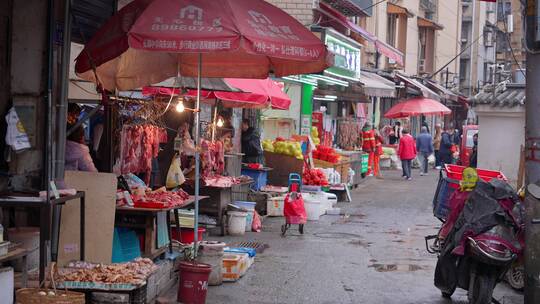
[303,168,329,186]
[263,138,303,160]
[312,145,341,164]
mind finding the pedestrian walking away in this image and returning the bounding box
[397,129,417,180]
[416,126,434,176]
[439,126,453,166]
[433,124,442,169]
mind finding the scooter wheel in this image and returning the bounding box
[299,224,304,234]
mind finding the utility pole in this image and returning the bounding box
[524,0,540,302]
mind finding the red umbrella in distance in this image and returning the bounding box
[384,97,452,119]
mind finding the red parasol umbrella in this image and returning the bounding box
[223,78,291,110]
[384,97,452,119]
[142,78,291,109]
[75,0,331,91]
[75,0,330,258]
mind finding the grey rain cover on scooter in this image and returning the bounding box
[435,180,516,293]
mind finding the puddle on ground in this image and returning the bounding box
[348,239,372,248]
[368,263,425,272]
[332,213,366,225]
[313,232,363,239]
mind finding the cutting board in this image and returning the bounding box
[58,171,117,265]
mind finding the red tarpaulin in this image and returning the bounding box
[75,0,331,91]
[384,98,452,119]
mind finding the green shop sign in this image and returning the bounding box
[324,29,362,81]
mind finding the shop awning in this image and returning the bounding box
[417,16,444,30]
[317,2,404,66]
[424,80,458,102]
[387,3,414,17]
[321,0,373,16]
[396,73,441,101]
[360,71,396,98]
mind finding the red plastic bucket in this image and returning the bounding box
[177,261,212,304]
[171,227,205,243]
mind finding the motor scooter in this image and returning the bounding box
[426,177,523,304]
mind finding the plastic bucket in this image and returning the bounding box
[303,196,321,221]
[233,201,256,232]
[227,211,247,236]
[177,261,212,304]
[171,227,206,244]
[198,241,226,286]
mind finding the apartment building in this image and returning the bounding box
[459,0,525,96]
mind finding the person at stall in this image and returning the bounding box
[65,124,98,172]
[362,122,376,176]
[241,119,263,164]
[389,121,402,145]
[373,128,385,179]
[470,133,478,168]
[440,126,454,166]
[433,124,442,170]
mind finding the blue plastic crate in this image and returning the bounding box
[241,168,268,191]
[112,228,141,263]
[433,173,458,221]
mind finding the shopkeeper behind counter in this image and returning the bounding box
[65,124,98,172]
[241,119,263,164]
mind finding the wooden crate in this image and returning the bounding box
[264,151,304,186]
[313,157,351,183]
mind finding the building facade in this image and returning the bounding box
[459,0,525,97]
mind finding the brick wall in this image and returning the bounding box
[265,0,315,26]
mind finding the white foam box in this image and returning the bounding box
[145,272,157,303]
[0,267,13,304]
[91,292,130,303]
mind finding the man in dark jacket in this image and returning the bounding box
[469,133,478,168]
[416,126,434,175]
[440,126,453,166]
[241,119,263,163]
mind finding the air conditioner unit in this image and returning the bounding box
[507,15,514,33]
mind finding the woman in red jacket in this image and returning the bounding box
[398,129,417,180]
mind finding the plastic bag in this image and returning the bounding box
[252,210,262,232]
[5,107,31,152]
[166,154,185,188]
[284,193,307,224]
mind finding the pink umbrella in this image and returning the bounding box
[223,78,291,110]
[384,97,452,119]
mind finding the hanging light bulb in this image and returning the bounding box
[176,100,185,112]
[216,117,224,127]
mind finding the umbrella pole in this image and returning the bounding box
[193,53,202,258]
[211,101,218,142]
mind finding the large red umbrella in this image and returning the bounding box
[384,97,452,119]
[75,0,331,91]
[75,0,330,258]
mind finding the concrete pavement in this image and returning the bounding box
[202,170,523,303]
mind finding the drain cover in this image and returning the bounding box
[229,241,269,253]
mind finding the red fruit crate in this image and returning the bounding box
[444,164,507,183]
